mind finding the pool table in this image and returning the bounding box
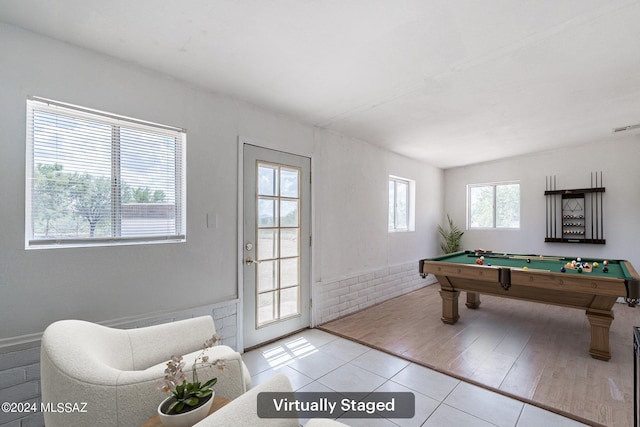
[419,250,640,361]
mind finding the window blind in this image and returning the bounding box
[26,97,186,248]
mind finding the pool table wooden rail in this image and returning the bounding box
[423,260,630,299]
[419,257,640,361]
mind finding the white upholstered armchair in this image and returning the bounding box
[40,315,251,427]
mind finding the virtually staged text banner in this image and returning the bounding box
[257,392,415,419]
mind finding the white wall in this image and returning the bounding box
[0,23,441,342]
[444,135,640,269]
[314,130,443,282]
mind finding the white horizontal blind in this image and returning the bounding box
[25,97,186,248]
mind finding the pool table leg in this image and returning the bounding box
[586,310,614,361]
[439,289,460,324]
[466,292,481,309]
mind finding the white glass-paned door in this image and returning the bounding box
[243,145,310,348]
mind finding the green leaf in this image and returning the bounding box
[184,397,198,407]
[195,389,213,398]
[439,214,463,254]
[167,400,182,414]
[201,378,217,389]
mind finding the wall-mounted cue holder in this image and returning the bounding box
[544,172,606,244]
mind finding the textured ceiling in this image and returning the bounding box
[1,0,639,168]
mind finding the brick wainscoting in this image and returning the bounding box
[315,261,436,325]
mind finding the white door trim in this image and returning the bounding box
[236,136,316,352]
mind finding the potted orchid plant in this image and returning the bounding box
[157,334,226,426]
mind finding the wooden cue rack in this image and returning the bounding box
[544,172,606,244]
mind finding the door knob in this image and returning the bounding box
[245,257,259,265]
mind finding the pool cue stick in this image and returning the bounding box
[509,255,566,261]
[553,175,557,238]
[466,253,509,259]
[548,176,551,239]
[466,253,566,261]
[595,171,599,240]
[600,171,604,241]
[591,172,594,240]
[597,171,600,240]
[549,176,552,238]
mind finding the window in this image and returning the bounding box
[26,97,186,248]
[468,182,520,229]
[388,176,415,232]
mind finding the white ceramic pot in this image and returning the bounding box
[157,393,214,427]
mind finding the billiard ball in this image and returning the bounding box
[560,266,566,273]
[577,257,581,262]
[603,267,609,273]
[593,262,599,268]
[487,263,492,266]
[476,259,483,265]
[480,256,485,260]
[603,260,609,266]
[523,266,528,270]
[577,266,583,273]
[526,258,531,263]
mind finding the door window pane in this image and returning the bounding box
[258,165,278,196]
[280,200,299,227]
[258,229,278,260]
[280,257,299,288]
[280,168,299,198]
[257,291,277,325]
[257,260,278,292]
[258,198,278,227]
[280,287,299,319]
[280,228,299,258]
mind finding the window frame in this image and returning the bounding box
[25,96,187,249]
[388,175,415,232]
[467,181,520,230]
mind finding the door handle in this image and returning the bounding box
[245,257,260,265]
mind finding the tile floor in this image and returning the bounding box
[241,329,589,427]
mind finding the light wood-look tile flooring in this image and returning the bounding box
[319,284,638,427]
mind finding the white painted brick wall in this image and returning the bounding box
[316,262,437,325]
[0,300,239,427]
[0,346,42,427]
